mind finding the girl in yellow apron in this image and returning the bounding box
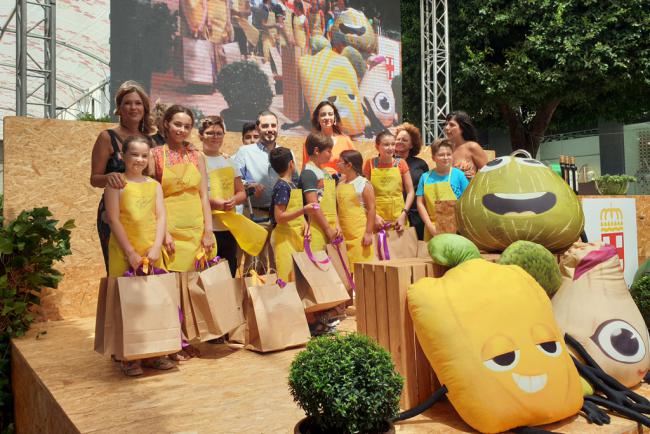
[199,116,267,277]
[300,132,341,252]
[336,150,376,266]
[150,105,217,273]
[268,147,318,282]
[105,135,173,376]
[362,131,415,231]
[416,139,469,240]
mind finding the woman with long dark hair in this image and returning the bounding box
[444,111,488,180]
[90,81,154,272]
[301,100,356,175]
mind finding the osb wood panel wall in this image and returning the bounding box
[4,116,432,320]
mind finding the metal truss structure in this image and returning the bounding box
[2,1,110,121]
[420,0,450,144]
[13,0,56,117]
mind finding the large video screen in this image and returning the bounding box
[110,0,401,138]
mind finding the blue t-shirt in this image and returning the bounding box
[416,168,469,199]
[270,179,299,226]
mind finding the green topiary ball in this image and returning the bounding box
[288,333,403,434]
[215,61,273,116]
[631,276,650,328]
[498,240,562,296]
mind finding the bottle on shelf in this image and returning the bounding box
[570,156,579,194]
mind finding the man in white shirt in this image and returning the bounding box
[233,110,297,273]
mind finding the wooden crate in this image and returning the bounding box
[354,258,445,409]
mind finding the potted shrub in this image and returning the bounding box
[288,333,403,434]
[594,174,637,195]
[216,61,273,132]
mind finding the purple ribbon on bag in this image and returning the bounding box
[123,265,167,277]
[303,220,331,271]
[178,307,190,349]
[276,278,287,288]
[194,255,221,271]
[377,223,392,260]
[331,236,355,290]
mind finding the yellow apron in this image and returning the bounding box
[422,170,457,241]
[208,166,268,256]
[161,146,216,272]
[271,186,304,282]
[207,0,229,44]
[307,177,337,252]
[337,181,374,266]
[293,14,308,50]
[262,6,278,62]
[108,181,165,277]
[370,158,406,224]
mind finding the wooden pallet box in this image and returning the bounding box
[354,258,445,409]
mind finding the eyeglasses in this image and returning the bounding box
[204,131,224,137]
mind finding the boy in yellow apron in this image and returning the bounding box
[336,150,376,266]
[269,147,318,282]
[416,139,469,240]
[362,131,415,232]
[200,116,267,277]
[300,132,341,252]
[105,136,173,376]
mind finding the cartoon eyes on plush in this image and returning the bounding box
[456,152,584,251]
[591,319,647,365]
[481,324,566,396]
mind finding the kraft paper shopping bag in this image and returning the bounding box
[292,251,350,313]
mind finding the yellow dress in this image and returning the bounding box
[337,178,374,266]
[160,146,216,272]
[271,184,304,282]
[108,180,165,277]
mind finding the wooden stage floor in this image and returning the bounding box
[12,316,649,434]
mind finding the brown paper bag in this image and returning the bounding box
[197,260,245,336]
[94,278,109,354]
[186,271,221,341]
[227,277,249,344]
[416,240,431,259]
[179,273,199,341]
[326,243,354,291]
[377,227,418,259]
[245,281,310,352]
[434,200,458,234]
[292,251,351,313]
[183,37,215,85]
[114,273,182,360]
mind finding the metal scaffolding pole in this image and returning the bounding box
[420,0,450,144]
[15,0,56,118]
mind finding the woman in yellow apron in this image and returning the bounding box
[416,139,469,240]
[150,105,216,272]
[105,136,173,376]
[268,147,317,282]
[362,131,415,232]
[300,132,341,252]
[336,150,375,266]
[199,116,267,277]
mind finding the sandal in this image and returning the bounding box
[142,356,175,370]
[169,351,191,362]
[121,360,143,377]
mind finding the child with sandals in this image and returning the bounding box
[104,136,174,376]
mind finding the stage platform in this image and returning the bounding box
[12,316,649,434]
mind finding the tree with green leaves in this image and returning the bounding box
[449,0,650,155]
